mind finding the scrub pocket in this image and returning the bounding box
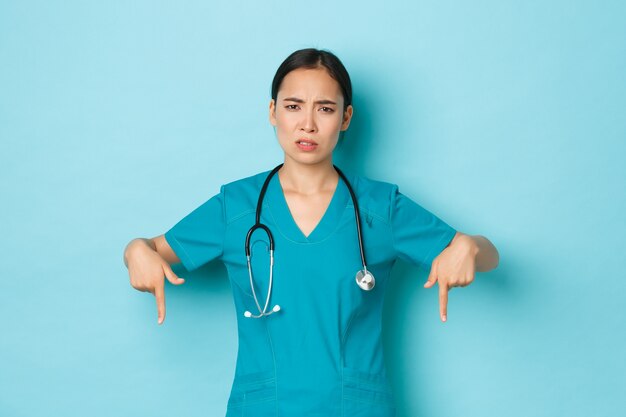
[226,370,277,417]
[342,367,396,417]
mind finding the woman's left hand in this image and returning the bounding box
[423,233,478,322]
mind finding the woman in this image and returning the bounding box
[124,48,499,416]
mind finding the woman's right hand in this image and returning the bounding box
[125,238,185,325]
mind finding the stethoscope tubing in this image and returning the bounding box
[335,165,368,271]
[243,163,371,318]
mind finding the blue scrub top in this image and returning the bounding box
[164,167,456,417]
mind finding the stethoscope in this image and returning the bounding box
[243,163,375,319]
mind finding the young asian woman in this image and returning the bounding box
[123,47,499,417]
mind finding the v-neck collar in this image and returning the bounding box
[264,168,350,244]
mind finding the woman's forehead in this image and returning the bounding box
[278,68,342,100]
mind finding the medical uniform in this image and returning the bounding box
[164,167,456,417]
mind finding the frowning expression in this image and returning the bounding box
[269,67,353,166]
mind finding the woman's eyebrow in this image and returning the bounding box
[283,97,337,105]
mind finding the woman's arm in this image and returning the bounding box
[124,235,182,267]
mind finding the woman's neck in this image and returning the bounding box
[278,158,338,195]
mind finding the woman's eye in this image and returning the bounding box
[285,105,299,110]
[320,107,334,113]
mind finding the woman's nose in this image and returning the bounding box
[300,109,317,132]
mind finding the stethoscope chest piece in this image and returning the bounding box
[356,269,375,291]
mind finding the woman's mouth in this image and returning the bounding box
[296,139,318,152]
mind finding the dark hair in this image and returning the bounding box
[271,48,352,113]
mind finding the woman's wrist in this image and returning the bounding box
[124,238,156,267]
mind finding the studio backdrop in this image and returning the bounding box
[1,1,624,416]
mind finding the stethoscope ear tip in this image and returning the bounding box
[244,311,252,318]
[273,305,281,312]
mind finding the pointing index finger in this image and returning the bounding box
[154,283,165,325]
[439,281,448,322]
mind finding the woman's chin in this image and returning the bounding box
[282,153,334,167]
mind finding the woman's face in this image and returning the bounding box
[269,67,353,168]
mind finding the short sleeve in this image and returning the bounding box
[164,185,226,271]
[390,185,457,270]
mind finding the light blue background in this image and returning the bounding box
[1,1,624,416]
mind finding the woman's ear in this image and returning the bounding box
[269,99,277,126]
[340,105,353,131]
